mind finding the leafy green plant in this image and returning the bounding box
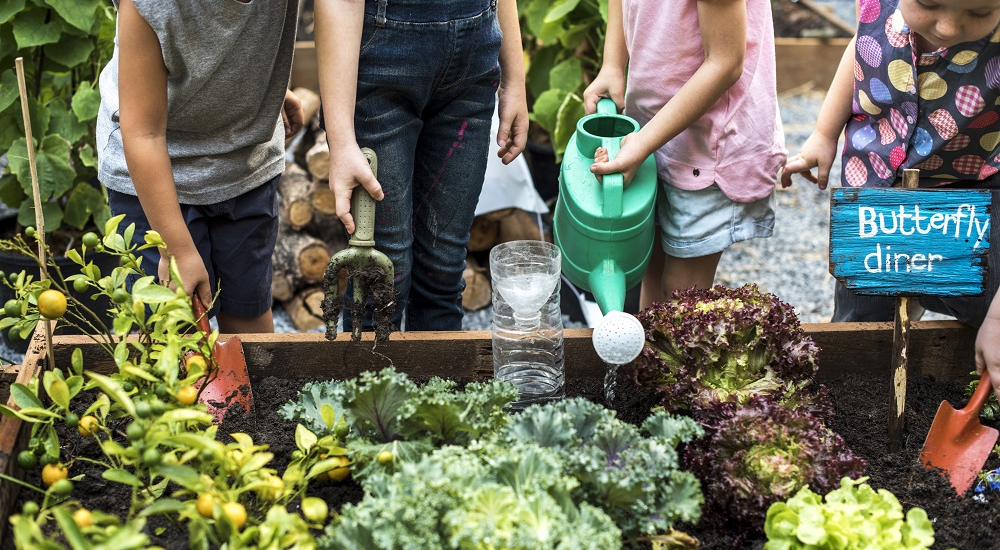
[685,396,866,530]
[966,371,1000,421]
[0,219,332,548]
[519,0,608,160]
[279,367,519,483]
[503,398,704,542]
[0,0,115,236]
[632,284,821,414]
[763,477,937,550]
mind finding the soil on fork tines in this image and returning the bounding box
[3,371,999,550]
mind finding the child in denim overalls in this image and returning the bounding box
[783,0,1000,400]
[586,0,786,309]
[314,0,527,331]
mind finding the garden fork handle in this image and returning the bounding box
[350,148,378,247]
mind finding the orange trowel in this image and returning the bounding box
[192,296,253,423]
[919,370,999,496]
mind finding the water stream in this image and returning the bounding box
[603,362,619,407]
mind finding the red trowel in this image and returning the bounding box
[919,370,999,496]
[192,296,253,423]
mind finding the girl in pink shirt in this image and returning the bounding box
[586,0,785,307]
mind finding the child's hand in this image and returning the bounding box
[328,143,384,234]
[781,131,839,190]
[159,248,211,310]
[583,68,625,115]
[496,81,528,165]
[281,89,304,138]
[590,132,647,185]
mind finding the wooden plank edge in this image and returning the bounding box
[0,328,48,543]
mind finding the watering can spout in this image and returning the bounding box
[588,258,626,315]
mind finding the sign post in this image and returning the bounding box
[829,169,991,452]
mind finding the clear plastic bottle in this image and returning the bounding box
[492,278,565,410]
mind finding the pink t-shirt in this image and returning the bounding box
[623,0,786,202]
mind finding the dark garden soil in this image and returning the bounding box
[4,364,998,550]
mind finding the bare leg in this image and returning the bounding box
[217,310,274,334]
[661,251,724,299]
[640,228,666,309]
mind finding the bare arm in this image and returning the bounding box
[315,0,382,234]
[590,0,747,184]
[780,35,857,189]
[495,0,528,165]
[583,0,628,113]
[117,0,211,305]
[978,290,1000,401]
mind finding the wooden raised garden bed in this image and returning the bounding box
[0,321,994,549]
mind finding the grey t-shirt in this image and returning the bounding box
[96,0,298,205]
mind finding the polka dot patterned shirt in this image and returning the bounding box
[844,0,1000,188]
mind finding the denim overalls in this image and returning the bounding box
[348,0,501,331]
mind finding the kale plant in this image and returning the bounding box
[503,398,704,542]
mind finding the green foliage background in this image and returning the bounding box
[0,0,115,234]
[519,0,608,161]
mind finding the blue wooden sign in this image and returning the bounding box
[830,188,991,296]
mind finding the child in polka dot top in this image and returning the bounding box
[782,0,1000,403]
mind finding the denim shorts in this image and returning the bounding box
[657,181,776,258]
[106,175,280,318]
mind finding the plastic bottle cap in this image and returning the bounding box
[592,311,645,365]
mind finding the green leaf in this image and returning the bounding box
[48,101,87,146]
[295,424,317,452]
[52,507,89,550]
[17,201,64,234]
[47,0,101,33]
[63,182,106,230]
[320,403,337,429]
[553,93,585,161]
[0,70,17,113]
[9,383,43,409]
[0,108,23,153]
[132,284,179,304]
[549,57,583,93]
[103,468,144,487]
[71,81,101,123]
[44,34,95,68]
[153,465,201,491]
[12,10,62,49]
[0,0,26,24]
[86,371,136,416]
[139,498,187,516]
[544,0,583,23]
[529,89,566,137]
[47,378,70,409]
[0,174,22,209]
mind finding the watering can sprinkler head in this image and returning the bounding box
[322,148,396,342]
[592,311,646,366]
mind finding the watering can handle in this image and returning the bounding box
[349,148,378,247]
[601,138,624,219]
[596,97,618,115]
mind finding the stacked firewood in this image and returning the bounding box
[278,87,546,329]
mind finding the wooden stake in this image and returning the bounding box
[14,57,54,370]
[888,168,920,452]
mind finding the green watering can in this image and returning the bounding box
[553,98,657,366]
[553,98,657,315]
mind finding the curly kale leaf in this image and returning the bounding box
[401,377,518,446]
[278,380,349,435]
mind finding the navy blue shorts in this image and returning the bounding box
[106,175,280,318]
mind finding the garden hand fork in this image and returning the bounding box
[321,148,395,342]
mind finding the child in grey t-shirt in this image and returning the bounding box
[96,0,302,333]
